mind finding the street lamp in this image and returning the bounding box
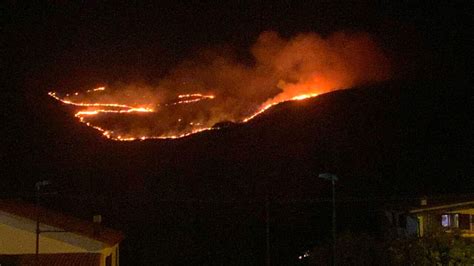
[35,180,50,265]
[319,173,338,266]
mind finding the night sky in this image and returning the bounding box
[4,2,469,88]
[2,1,472,264]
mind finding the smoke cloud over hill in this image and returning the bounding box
[50,31,391,140]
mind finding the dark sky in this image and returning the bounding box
[4,1,470,88]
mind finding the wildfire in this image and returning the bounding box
[48,92,133,109]
[47,31,390,141]
[243,93,320,122]
[167,94,215,106]
[48,88,319,141]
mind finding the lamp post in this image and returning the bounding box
[319,173,338,266]
[265,196,270,266]
[35,180,50,266]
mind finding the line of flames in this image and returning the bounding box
[166,94,215,106]
[48,88,318,141]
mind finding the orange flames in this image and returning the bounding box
[167,94,215,105]
[48,88,318,141]
[48,31,390,141]
[48,90,222,140]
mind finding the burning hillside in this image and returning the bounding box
[48,31,390,140]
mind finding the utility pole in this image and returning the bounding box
[35,180,50,266]
[265,196,271,266]
[319,173,338,266]
[331,178,336,266]
[35,187,40,265]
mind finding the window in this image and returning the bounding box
[441,214,459,228]
[441,214,450,227]
[459,214,471,230]
[453,214,459,227]
[399,214,407,228]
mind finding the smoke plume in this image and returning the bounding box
[51,31,391,140]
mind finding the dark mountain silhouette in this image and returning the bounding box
[3,78,471,204]
[10,79,468,197]
[2,78,471,264]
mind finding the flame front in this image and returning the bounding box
[48,31,390,141]
[48,88,319,141]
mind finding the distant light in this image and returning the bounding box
[298,250,310,260]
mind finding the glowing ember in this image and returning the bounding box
[48,92,134,109]
[48,31,390,141]
[167,94,216,105]
[291,93,319,101]
[178,93,214,99]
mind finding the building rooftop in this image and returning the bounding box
[0,200,124,246]
[383,194,474,214]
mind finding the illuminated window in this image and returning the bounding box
[453,214,459,227]
[441,214,450,227]
[441,214,460,228]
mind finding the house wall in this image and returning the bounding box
[0,211,112,255]
[448,208,474,234]
[99,244,119,266]
[415,213,439,237]
[415,210,474,238]
[0,223,88,254]
[417,215,424,236]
